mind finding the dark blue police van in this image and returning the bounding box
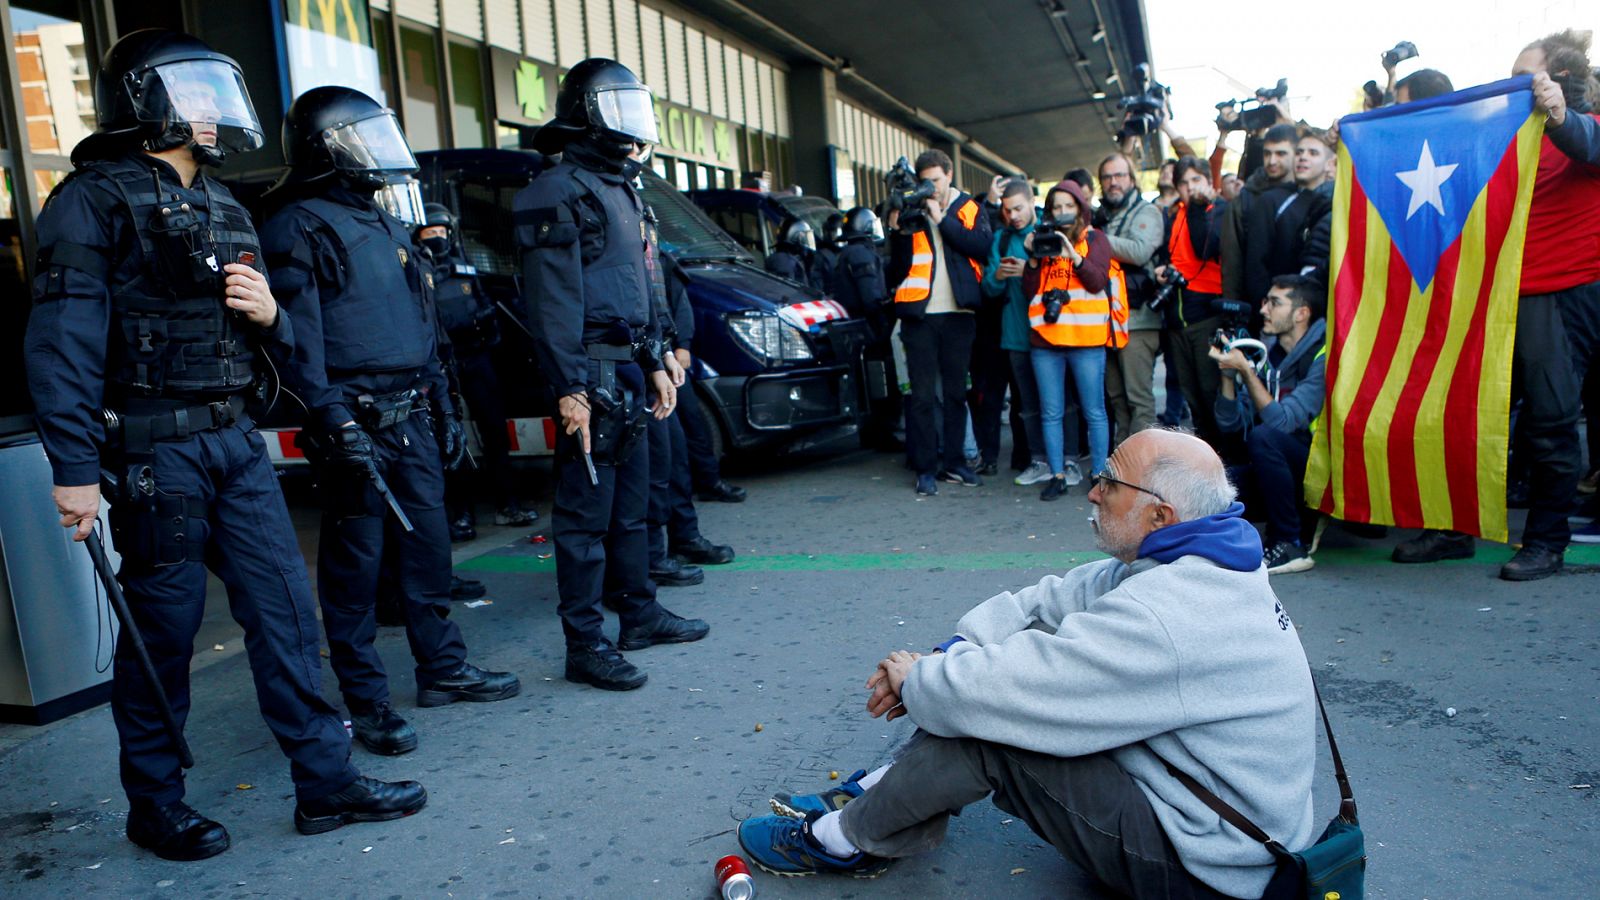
[686,188,842,261]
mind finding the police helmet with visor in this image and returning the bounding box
[820,212,845,249]
[415,202,459,257]
[282,86,418,190]
[778,216,816,253]
[532,58,659,156]
[79,29,263,166]
[843,207,885,245]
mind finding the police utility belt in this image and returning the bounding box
[355,389,421,431]
[582,342,650,466]
[103,395,248,455]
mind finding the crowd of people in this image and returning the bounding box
[760,29,1600,584]
[17,16,1599,899]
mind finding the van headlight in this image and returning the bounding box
[725,311,814,363]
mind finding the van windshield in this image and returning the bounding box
[639,171,758,264]
[773,195,840,236]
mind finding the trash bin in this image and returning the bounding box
[0,432,119,725]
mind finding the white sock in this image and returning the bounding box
[808,810,860,857]
[855,763,892,791]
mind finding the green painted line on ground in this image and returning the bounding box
[458,544,1600,574]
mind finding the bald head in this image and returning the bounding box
[1090,429,1236,562]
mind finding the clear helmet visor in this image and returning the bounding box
[134,59,263,153]
[586,85,659,145]
[373,177,426,226]
[791,224,816,252]
[323,111,418,175]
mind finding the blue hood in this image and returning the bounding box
[1136,502,1263,571]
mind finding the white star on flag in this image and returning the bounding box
[1395,141,1458,220]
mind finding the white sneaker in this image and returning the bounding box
[1014,461,1052,486]
[1063,461,1083,487]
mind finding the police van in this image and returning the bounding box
[260,148,871,466]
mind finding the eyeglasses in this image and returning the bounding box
[1091,472,1167,504]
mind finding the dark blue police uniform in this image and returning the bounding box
[23,153,359,806]
[514,146,668,648]
[261,186,468,711]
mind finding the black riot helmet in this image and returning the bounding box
[820,212,845,250]
[415,202,458,257]
[76,29,263,166]
[532,58,659,156]
[777,216,816,255]
[282,86,418,189]
[842,206,885,245]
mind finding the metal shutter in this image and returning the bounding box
[396,0,439,27]
[554,0,585,68]
[707,37,727,119]
[639,6,665,99]
[584,0,613,61]
[685,26,707,113]
[484,0,520,51]
[612,0,641,76]
[663,17,688,106]
[522,0,555,63]
[443,0,482,40]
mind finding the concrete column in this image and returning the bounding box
[785,62,840,202]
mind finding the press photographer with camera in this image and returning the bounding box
[1020,180,1118,501]
[982,178,1052,484]
[1211,275,1327,575]
[886,150,994,495]
[1155,156,1228,445]
[1096,153,1167,441]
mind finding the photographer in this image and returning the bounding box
[982,178,1049,484]
[1211,275,1327,575]
[1394,30,1600,581]
[887,150,994,495]
[1221,123,1299,310]
[1096,152,1167,440]
[1021,180,1115,501]
[1155,156,1228,445]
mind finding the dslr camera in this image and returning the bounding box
[1383,41,1419,69]
[1028,210,1077,259]
[1040,289,1071,325]
[1148,267,1187,311]
[1215,78,1288,133]
[1116,63,1170,140]
[886,156,937,231]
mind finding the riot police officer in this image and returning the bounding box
[815,211,845,295]
[261,86,519,753]
[835,207,889,330]
[413,202,535,539]
[516,58,710,691]
[23,30,425,860]
[764,215,822,290]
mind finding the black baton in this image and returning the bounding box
[84,530,195,770]
[362,458,415,532]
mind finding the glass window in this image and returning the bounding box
[11,8,94,160]
[373,13,398,105]
[448,42,487,148]
[282,0,386,102]
[399,25,445,152]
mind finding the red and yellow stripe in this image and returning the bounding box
[1305,114,1543,542]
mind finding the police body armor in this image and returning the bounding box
[293,196,437,374]
[80,157,260,399]
[429,257,499,353]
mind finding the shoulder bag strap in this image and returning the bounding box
[1160,669,1357,850]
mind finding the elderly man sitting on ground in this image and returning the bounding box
[735,429,1318,899]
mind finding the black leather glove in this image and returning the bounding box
[325,424,377,469]
[439,415,467,471]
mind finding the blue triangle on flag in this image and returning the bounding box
[1340,76,1534,291]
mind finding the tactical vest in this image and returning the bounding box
[893,196,984,313]
[85,158,259,398]
[293,196,436,374]
[428,256,497,345]
[569,166,652,333]
[1168,202,1222,294]
[1028,232,1128,349]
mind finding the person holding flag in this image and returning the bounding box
[1307,30,1600,582]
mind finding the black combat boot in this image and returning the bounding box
[416,662,521,707]
[349,701,417,756]
[618,609,711,651]
[294,776,427,835]
[127,799,230,861]
[1499,545,1562,581]
[1392,529,1475,563]
[671,535,735,565]
[565,641,648,691]
[650,556,705,586]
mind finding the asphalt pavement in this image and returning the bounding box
[2,445,1597,898]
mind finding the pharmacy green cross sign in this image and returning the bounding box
[515,61,545,120]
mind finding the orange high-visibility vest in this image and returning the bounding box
[894,197,984,306]
[1168,201,1222,294]
[1028,232,1126,349]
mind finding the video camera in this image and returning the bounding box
[1116,63,1169,140]
[1149,267,1186,311]
[1209,298,1268,375]
[1215,78,1288,133]
[886,156,938,231]
[1383,41,1418,69]
[1028,210,1077,259]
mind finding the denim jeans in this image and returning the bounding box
[1031,345,1109,477]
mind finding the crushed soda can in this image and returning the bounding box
[715,854,755,900]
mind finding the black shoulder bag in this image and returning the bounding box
[1164,676,1366,900]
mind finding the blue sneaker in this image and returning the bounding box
[770,769,867,818]
[736,812,892,878]
[939,465,982,487]
[915,474,938,496]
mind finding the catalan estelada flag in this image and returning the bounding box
[1304,77,1545,542]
